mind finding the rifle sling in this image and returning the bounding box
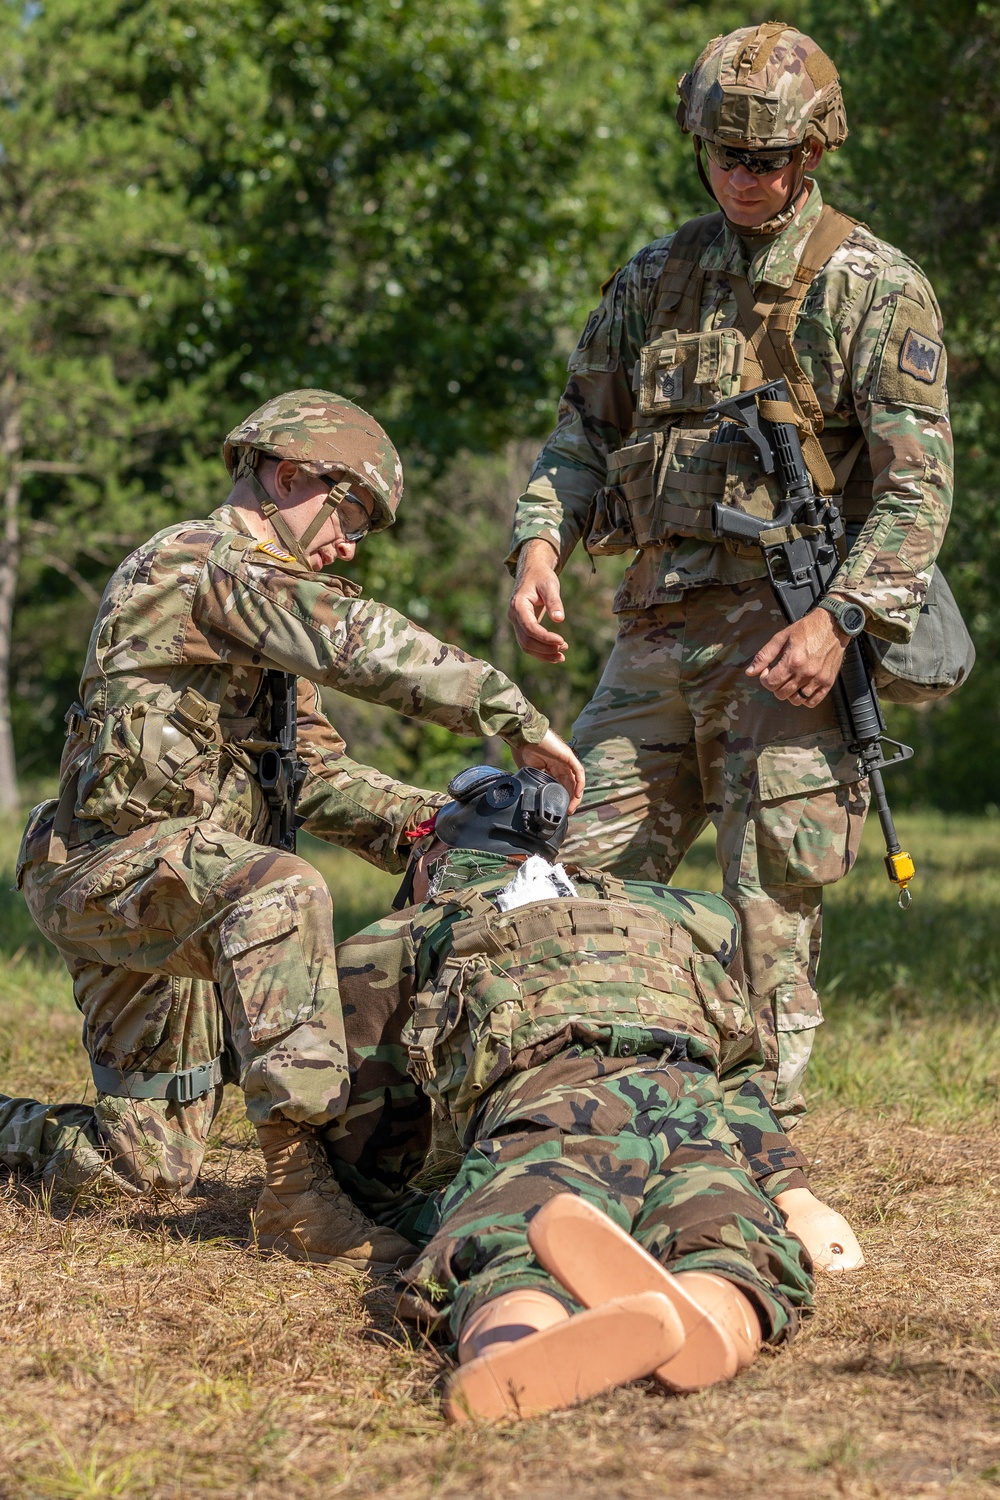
[726,204,860,496]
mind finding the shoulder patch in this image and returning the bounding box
[899,327,943,385]
[254,540,298,565]
[872,293,947,414]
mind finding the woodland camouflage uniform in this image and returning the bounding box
[325,849,814,1346]
[507,25,953,1117]
[12,394,550,1197]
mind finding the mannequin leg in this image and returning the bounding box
[444,1287,685,1423]
[529,1193,763,1391]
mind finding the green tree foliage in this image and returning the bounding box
[0,0,228,801]
[798,0,1000,808]
[5,0,998,809]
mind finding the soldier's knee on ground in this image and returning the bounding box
[95,1089,220,1195]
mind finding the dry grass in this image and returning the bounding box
[2,813,1000,1498]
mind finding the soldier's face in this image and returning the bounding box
[708,140,823,228]
[270,460,376,569]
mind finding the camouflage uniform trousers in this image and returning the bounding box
[401,1042,814,1348]
[559,578,871,1119]
[17,813,350,1192]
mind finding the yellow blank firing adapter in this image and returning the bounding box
[885,849,915,908]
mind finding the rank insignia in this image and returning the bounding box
[899,327,943,385]
[255,541,297,564]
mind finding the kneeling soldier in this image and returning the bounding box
[13,390,582,1272]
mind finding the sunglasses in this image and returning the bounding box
[703,140,799,176]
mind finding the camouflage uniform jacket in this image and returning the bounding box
[47,503,548,869]
[509,182,953,643]
[338,850,810,1201]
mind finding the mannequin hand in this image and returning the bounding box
[774,1187,865,1273]
[746,608,848,707]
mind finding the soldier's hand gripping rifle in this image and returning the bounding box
[706,377,916,906]
[257,670,308,852]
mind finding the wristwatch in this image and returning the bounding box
[818,597,867,638]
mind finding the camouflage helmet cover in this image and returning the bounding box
[223,389,403,531]
[677,22,848,152]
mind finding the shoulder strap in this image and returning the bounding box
[728,205,860,495]
[648,213,725,337]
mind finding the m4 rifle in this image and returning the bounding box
[707,377,915,906]
[257,670,308,852]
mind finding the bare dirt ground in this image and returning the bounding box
[2,1098,998,1500]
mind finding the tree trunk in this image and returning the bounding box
[0,370,22,811]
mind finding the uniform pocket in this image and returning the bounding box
[691,952,754,1042]
[745,730,867,887]
[221,896,316,1042]
[635,328,745,416]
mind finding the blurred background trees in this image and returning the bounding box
[2,0,996,809]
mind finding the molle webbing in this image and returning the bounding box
[647,205,868,504]
[403,881,750,1101]
[726,205,860,494]
[648,213,723,340]
[448,897,693,962]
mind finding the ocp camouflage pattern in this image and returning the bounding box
[677,24,848,150]
[324,850,811,1226]
[63,500,546,840]
[15,500,548,1174]
[224,388,404,531]
[557,580,871,1115]
[509,182,952,644]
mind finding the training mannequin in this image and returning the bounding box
[326,766,863,1420]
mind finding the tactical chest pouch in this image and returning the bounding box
[401,886,752,1130]
[585,206,974,706]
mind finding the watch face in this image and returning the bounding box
[841,604,866,635]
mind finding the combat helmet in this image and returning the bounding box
[677,24,847,233]
[677,23,847,152]
[224,389,403,537]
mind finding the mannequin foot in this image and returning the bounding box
[445,1289,685,1423]
[774,1187,865,1272]
[528,1193,762,1390]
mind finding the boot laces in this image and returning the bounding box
[301,1131,373,1229]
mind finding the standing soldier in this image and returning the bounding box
[507,24,953,1119]
[14,389,582,1270]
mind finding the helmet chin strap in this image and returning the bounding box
[694,138,810,239]
[237,451,351,569]
[299,477,352,550]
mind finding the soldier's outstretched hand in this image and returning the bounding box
[509,539,569,663]
[746,607,849,707]
[512,730,585,811]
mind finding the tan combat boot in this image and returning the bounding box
[251,1119,414,1272]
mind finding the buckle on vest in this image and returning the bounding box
[407,1034,437,1084]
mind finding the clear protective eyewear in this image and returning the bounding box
[704,140,799,177]
[321,476,375,543]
